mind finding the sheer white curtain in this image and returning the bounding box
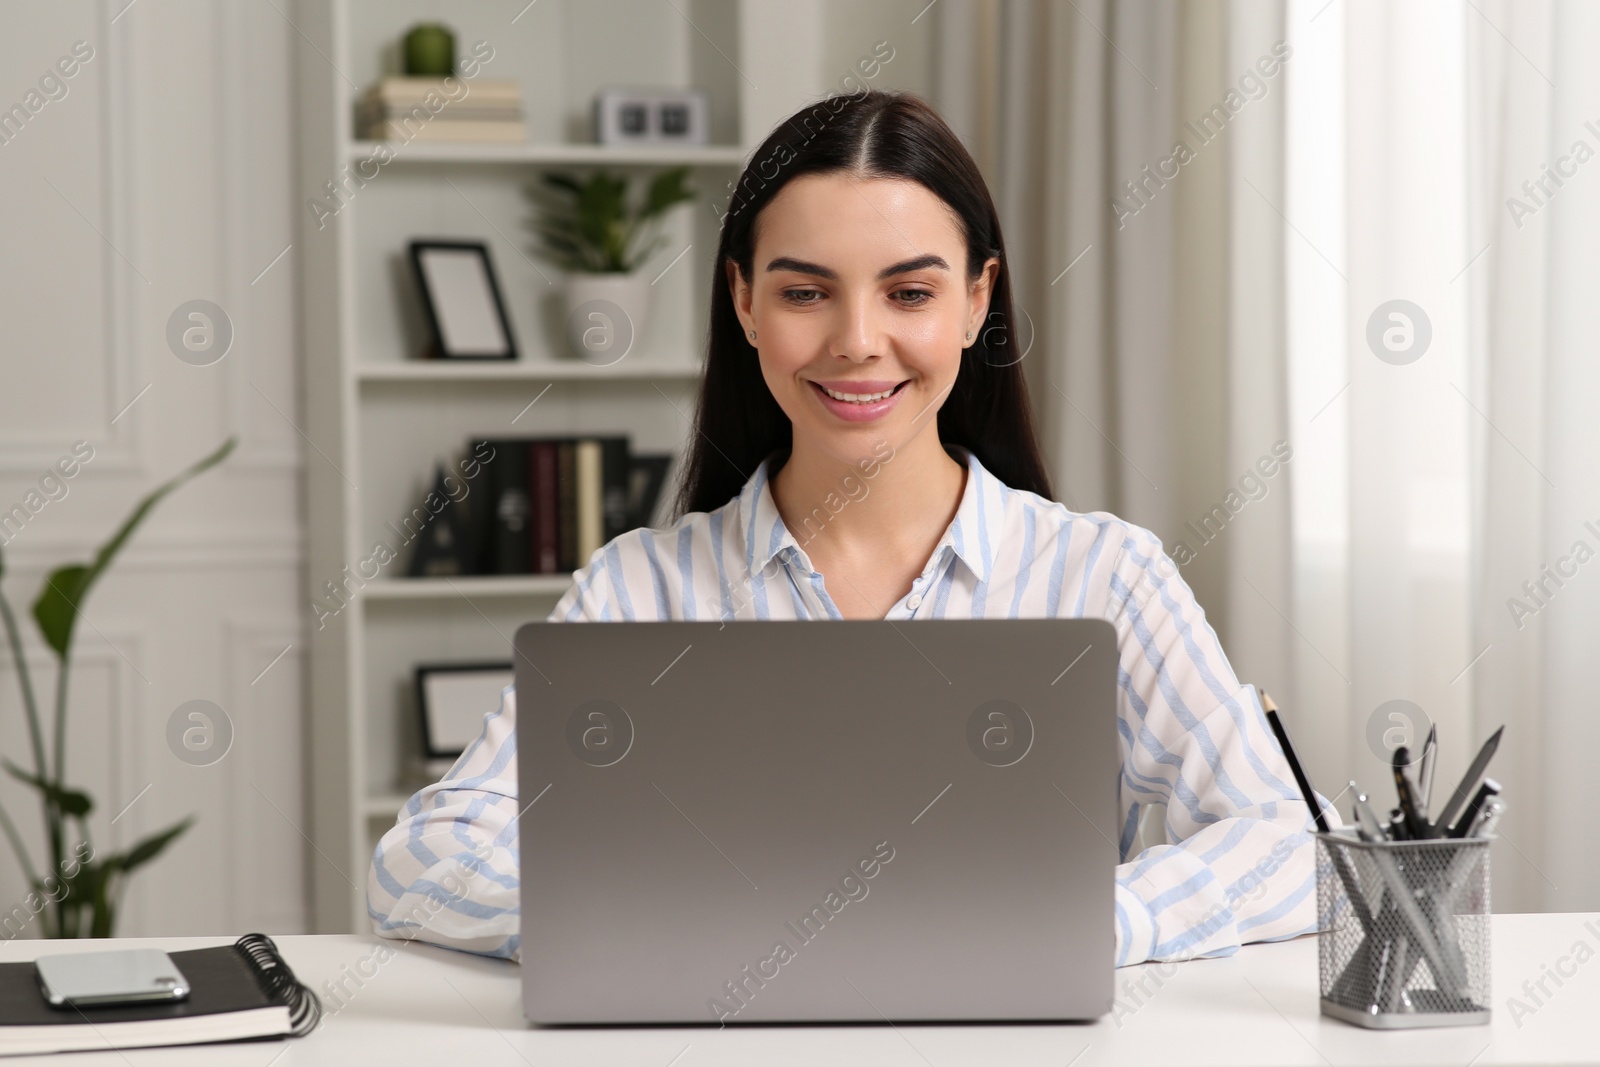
[936,0,1597,908]
[1463,0,1600,913]
[1288,0,1598,914]
[1284,0,1478,880]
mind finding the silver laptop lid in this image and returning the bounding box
[516,617,1119,1024]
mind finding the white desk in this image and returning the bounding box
[3,913,1596,1065]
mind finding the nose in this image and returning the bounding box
[830,288,886,363]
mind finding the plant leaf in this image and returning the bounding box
[529,168,694,274]
[97,815,194,880]
[32,438,236,657]
[48,854,96,909]
[122,815,194,871]
[31,565,90,662]
[540,172,582,195]
[644,167,694,216]
[1,759,93,817]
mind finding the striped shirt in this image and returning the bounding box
[368,442,1332,967]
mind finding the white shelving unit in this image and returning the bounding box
[293,0,821,931]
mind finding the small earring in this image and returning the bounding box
[748,329,756,340]
[965,330,972,340]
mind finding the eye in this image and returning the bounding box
[893,289,933,307]
[780,288,823,305]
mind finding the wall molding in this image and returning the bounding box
[0,3,147,475]
[1,534,303,571]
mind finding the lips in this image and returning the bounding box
[810,379,907,398]
[807,379,910,423]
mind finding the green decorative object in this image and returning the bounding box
[525,167,697,274]
[403,23,455,77]
[0,437,235,938]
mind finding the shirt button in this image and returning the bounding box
[906,594,923,610]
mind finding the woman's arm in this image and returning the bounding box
[1104,523,1338,967]
[365,685,525,959]
[365,558,614,959]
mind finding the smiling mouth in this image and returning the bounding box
[810,381,910,404]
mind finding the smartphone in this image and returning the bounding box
[35,949,190,1008]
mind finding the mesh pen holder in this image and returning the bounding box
[1316,829,1491,1029]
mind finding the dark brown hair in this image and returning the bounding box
[671,88,1053,519]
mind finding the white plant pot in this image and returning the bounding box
[562,272,652,364]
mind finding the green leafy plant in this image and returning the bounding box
[0,437,236,938]
[525,166,696,273]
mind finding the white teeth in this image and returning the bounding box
[820,384,900,403]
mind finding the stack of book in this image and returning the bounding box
[407,436,675,578]
[357,77,526,142]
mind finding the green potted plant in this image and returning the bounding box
[525,167,695,360]
[0,437,234,938]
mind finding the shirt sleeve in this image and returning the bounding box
[1104,522,1340,967]
[365,554,614,961]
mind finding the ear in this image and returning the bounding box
[964,256,1001,347]
[725,258,753,335]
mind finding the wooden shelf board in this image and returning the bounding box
[356,360,702,382]
[347,140,748,167]
[364,575,575,600]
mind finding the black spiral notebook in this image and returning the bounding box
[0,933,320,1057]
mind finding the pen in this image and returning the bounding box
[1416,724,1438,821]
[1404,759,1428,827]
[1392,746,1427,839]
[1382,934,1412,1013]
[1441,828,1490,898]
[1388,808,1407,841]
[1448,777,1501,839]
[1349,783,1387,843]
[1470,798,1506,839]
[1364,833,1466,998]
[1433,725,1505,838]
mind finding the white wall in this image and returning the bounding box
[0,0,941,940]
[0,0,305,936]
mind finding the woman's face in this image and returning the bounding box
[728,172,999,463]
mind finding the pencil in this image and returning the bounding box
[1261,691,1331,833]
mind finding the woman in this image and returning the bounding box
[368,89,1323,969]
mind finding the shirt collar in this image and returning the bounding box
[736,442,997,586]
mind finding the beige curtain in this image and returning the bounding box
[933,0,1294,696]
[931,0,1294,854]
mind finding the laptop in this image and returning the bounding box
[514,617,1119,1025]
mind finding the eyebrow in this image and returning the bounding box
[764,253,950,281]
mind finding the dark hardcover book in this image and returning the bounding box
[464,439,498,574]
[627,453,675,532]
[599,436,632,544]
[556,439,577,572]
[407,463,471,577]
[0,934,319,1056]
[487,439,532,574]
[530,439,561,574]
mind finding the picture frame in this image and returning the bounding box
[414,661,514,761]
[407,240,518,360]
[594,86,708,146]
